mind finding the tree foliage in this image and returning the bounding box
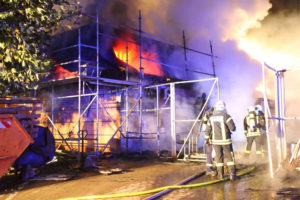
[0,0,77,95]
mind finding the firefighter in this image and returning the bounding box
[204,100,236,180]
[244,105,266,157]
[202,107,216,176]
[255,104,267,152]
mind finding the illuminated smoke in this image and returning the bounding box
[100,0,271,147]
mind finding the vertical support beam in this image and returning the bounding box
[96,9,100,156]
[139,10,144,81]
[77,4,82,160]
[156,86,160,157]
[126,42,129,81]
[280,73,287,159]
[275,71,283,164]
[170,83,176,159]
[276,71,287,161]
[210,40,216,77]
[125,42,129,153]
[139,10,143,155]
[139,86,143,155]
[262,62,274,178]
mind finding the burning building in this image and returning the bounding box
[37,8,218,160]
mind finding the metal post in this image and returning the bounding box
[125,42,129,153]
[170,83,176,159]
[276,71,284,164]
[77,4,82,160]
[139,10,143,155]
[281,73,287,159]
[262,62,274,178]
[96,9,100,156]
[210,40,216,77]
[277,71,287,160]
[156,86,160,157]
[139,10,144,81]
[126,42,129,81]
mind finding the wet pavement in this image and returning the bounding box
[0,156,299,200]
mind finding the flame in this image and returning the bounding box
[49,99,120,152]
[113,34,164,76]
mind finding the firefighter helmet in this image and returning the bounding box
[255,104,262,111]
[248,106,255,112]
[214,100,226,111]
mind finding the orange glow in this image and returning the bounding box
[113,34,164,77]
[49,99,120,152]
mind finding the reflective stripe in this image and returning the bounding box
[211,139,232,145]
[246,132,261,137]
[205,135,210,139]
[226,117,232,123]
[227,161,235,166]
[206,163,213,166]
[216,163,224,167]
[256,151,264,155]
[245,150,251,154]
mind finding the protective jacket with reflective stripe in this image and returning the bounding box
[244,111,266,137]
[204,111,236,145]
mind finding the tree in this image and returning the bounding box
[0,0,77,95]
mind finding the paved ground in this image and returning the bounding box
[0,154,300,200]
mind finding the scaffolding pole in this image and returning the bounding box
[170,83,176,159]
[156,86,160,157]
[96,9,100,156]
[77,5,82,160]
[139,10,144,155]
[262,62,274,178]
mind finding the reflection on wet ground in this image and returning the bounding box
[0,158,299,200]
[156,164,300,200]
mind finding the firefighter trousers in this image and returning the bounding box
[213,144,235,174]
[206,143,214,172]
[245,135,264,155]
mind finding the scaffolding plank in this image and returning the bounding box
[15,113,41,119]
[0,98,42,104]
[0,106,42,113]
[39,76,138,88]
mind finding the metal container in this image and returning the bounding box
[0,114,34,179]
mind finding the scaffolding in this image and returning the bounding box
[262,62,300,178]
[39,5,218,160]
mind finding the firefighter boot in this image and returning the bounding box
[228,165,236,181]
[217,167,224,179]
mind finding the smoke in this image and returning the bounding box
[239,9,300,148]
[94,0,271,149]
[75,0,300,154]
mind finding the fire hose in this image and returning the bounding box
[59,166,255,200]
